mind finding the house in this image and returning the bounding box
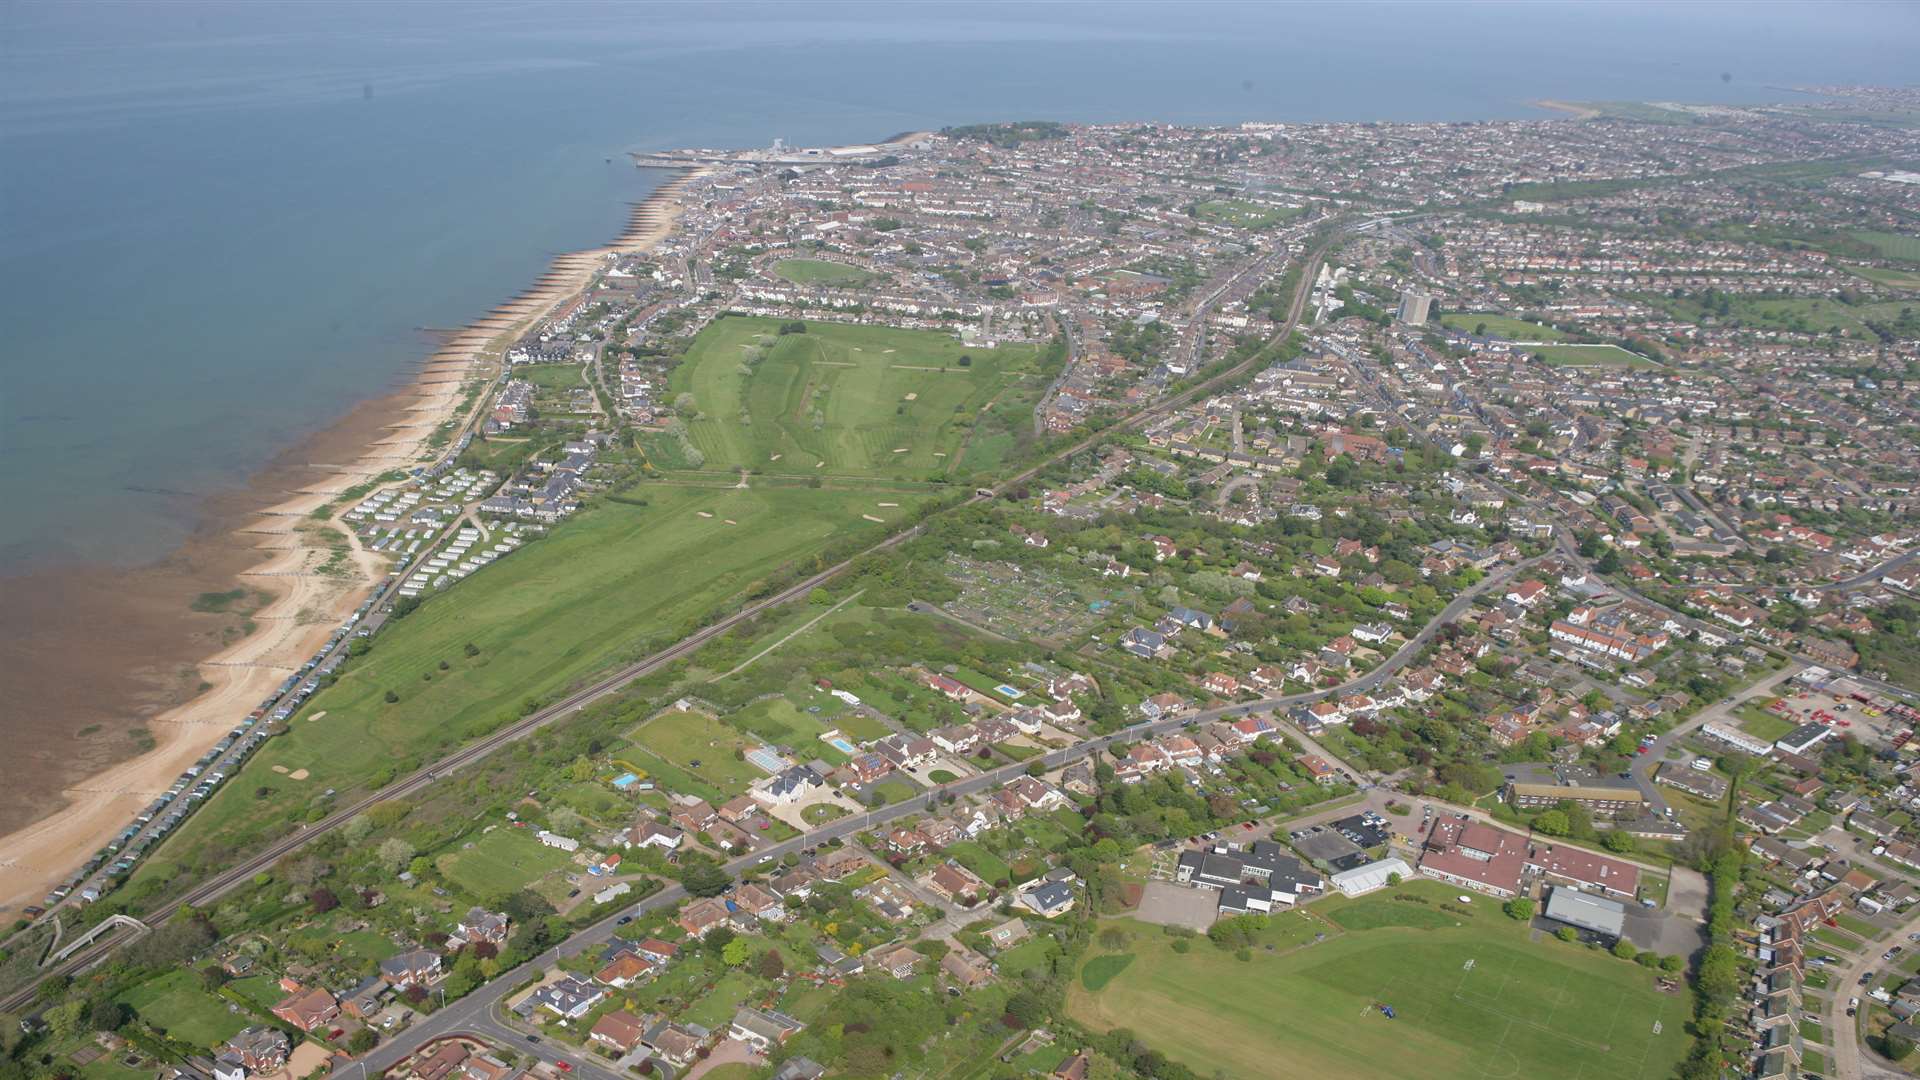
[635,938,680,966]
[1006,775,1066,811]
[773,1059,828,1080]
[530,976,604,1020]
[595,951,657,989]
[641,1020,710,1068]
[677,896,736,937]
[669,798,719,833]
[927,862,990,904]
[729,1007,805,1053]
[378,948,443,989]
[940,946,995,989]
[1300,755,1339,785]
[590,1010,650,1053]
[271,986,339,1033]
[731,882,786,922]
[457,907,510,946]
[628,820,685,852]
[1017,879,1077,918]
[410,1040,470,1080]
[223,1027,290,1074]
[986,918,1031,950]
[870,944,922,979]
[753,764,824,806]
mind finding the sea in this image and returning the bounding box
[2,0,1917,570]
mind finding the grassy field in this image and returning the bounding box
[1440,313,1569,342]
[1068,885,1689,1080]
[519,362,588,394]
[1736,703,1795,743]
[1193,198,1302,230]
[438,825,578,899]
[1846,264,1920,290]
[1644,291,1916,340]
[117,970,251,1050]
[1528,344,1662,369]
[624,709,770,801]
[133,483,913,888]
[1853,230,1920,264]
[773,258,878,287]
[669,316,1047,479]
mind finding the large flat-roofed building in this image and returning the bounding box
[1775,722,1833,757]
[1418,816,1526,898]
[1542,886,1626,941]
[1503,764,1646,819]
[1525,843,1640,900]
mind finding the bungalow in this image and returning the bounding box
[642,1021,710,1069]
[457,907,510,946]
[940,946,995,989]
[1006,775,1067,810]
[223,1027,290,1074]
[731,882,786,922]
[922,672,971,701]
[927,862,990,904]
[870,944,922,980]
[1200,672,1240,696]
[635,938,680,966]
[1017,879,1077,918]
[595,951,657,989]
[590,1010,650,1054]
[677,896,735,937]
[730,1007,805,1053]
[628,819,685,852]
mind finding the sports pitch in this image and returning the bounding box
[1068,888,1689,1080]
[669,315,1046,478]
[1529,343,1662,369]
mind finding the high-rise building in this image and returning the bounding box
[1397,289,1432,325]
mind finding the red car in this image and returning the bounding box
[556,1064,572,1073]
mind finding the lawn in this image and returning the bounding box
[944,841,1012,885]
[439,825,578,900]
[133,482,914,889]
[669,315,1049,480]
[625,709,771,801]
[1069,885,1690,1080]
[519,362,588,395]
[1527,344,1662,369]
[1193,198,1302,230]
[226,974,291,1012]
[773,258,878,287]
[1846,264,1920,290]
[1439,313,1568,342]
[116,970,251,1050]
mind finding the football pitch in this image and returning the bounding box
[1068,891,1689,1080]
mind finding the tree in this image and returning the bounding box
[342,814,374,844]
[86,997,129,1033]
[757,949,785,980]
[1555,927,1579,943]
[1658,954,1685,974]
[348,1028,379,1053]
[376,837,415,874]
[310,887,340,913]
[44,1000,85,1039]
[682,859,732,898]
[1503,897,1535,921]
[1611,940,1637,961]
[1602,830,1636,854]
[1889,1033,1916,1061]
[1386,872,1402,886]
[722,939,748,967]
[1533,809,1571,836]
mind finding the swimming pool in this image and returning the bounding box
[826,737,857,755]
[995,684,1025,699]
[610,772,639,789]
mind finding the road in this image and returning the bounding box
[1625,663,1806,815]
[1826,907,1920,1080]
[6,230,1342,1013]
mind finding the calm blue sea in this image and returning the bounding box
[3,0,1914,568]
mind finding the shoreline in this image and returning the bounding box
[0,167,706,914]
[1531,99,1603,120]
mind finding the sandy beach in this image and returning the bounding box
[0,169,705,914]
[1532,99,1603,120]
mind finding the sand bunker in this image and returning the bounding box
[272,765,289,774]
[862,514,884,523]
[903,392,917,401]
[307,711,327,723]
[878,502,898,507]
[288,769,310,780]
[696,511,714,518]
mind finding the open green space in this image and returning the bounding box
[772,258,879,287]
[133,482,912,889]
[519,362,589,395]
[1853,230,1920,264]
[1193,198,1302,230]
[439,824,578,899]
[944,841,1012,885]
[1068,884,1689,1080]
[115,970,251,1050]
[1527,344,1662,369]
[1846,264,1920,291]
[1642,290,1919,340]
[669,315,1049,480]
[1439,313,1569,341]
[1736,703,1796,743]
[624,709,771,802]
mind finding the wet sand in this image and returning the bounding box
[0,169,705,911]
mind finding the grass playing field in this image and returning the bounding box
[1439,313,1569,342]
[669,316,1047,479]
[1193,198,1302,230]
[1853,230,1920,264]
[624,708,770,801]
[1068,884,1690,1080]
[132,483,914,889]
[1847,264,1920,291]
[1527,344,1662,369]
[773,258,878,287]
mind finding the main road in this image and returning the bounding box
[4,225,1344,1011]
